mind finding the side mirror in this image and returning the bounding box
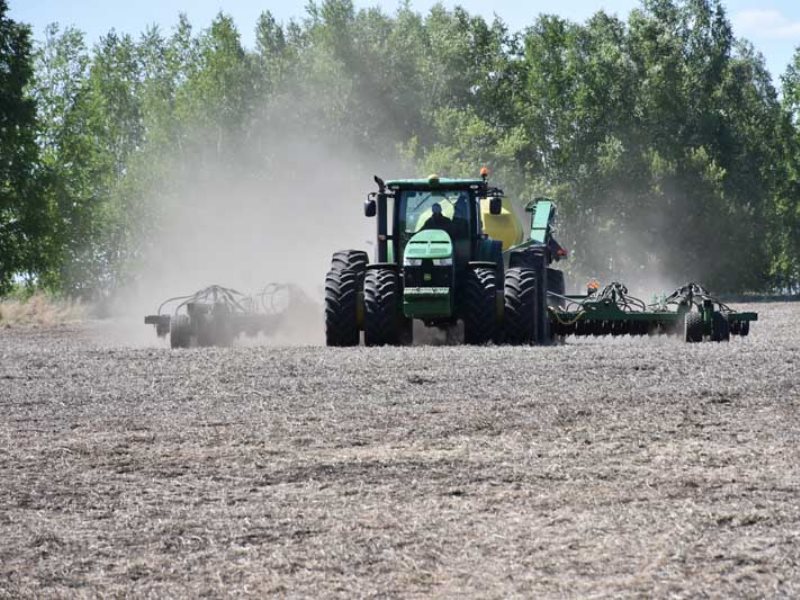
[489,197,502,215]
[364,198,376,217]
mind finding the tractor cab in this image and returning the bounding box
[393,179,487,267]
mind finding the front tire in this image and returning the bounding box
[463,267,497,345]
[364,268,403,346]
[504,268,537,345]
[325,268,361,347]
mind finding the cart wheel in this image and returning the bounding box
[684,312,703,343]
[711,313,730,342]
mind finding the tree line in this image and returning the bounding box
[1,0,799,296]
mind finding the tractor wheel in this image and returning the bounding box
[504,268,537,345]
[169,314,191,349]
[331,250,369,276]
[740,320,750,336]
[364,268,403,346]
[325,268,361,347]
[711,313,730,342]
[547,268,566,308]
[684,311,704,343]
[463,267,497,345]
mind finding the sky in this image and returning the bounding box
[8,0,800,85]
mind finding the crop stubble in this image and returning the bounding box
[0,304,798,597]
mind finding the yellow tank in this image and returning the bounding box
[480,197,525,250]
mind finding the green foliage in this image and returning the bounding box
[4,0,799,295]
[0,0,48,294]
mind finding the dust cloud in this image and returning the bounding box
[111,134,404,347]
[558,196,687,301]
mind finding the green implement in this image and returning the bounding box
[551,282,757,342]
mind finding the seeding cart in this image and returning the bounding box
[324,170,757,346]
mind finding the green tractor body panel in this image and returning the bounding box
[402,229,454,319]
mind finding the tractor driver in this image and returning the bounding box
[422,202,453,236]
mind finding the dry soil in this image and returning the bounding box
[0,303,798,598]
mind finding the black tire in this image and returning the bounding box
[547,268,566,308]
[740,320,750,337]
[730,320,741,336]
[170,314,191,349]
[364,268,403,346]
[325,268,361,347]
[504,268,537,345]
[711,313,730,342]
[684,312,704,343]
[462,267,497,345]
[331,250,369,275]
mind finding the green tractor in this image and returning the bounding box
[325,171,757,346]
[324,171,562,346]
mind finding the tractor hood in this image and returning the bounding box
[404,229,453,261]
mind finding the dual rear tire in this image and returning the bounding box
[462,267,498,345]
[325,250,368,347]
[325,251,413,348]
[503,268,538,345]
[363,268,412,346]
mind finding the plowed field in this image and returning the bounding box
[1,304,798,597]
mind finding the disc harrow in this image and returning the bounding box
[550,282,757,342]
